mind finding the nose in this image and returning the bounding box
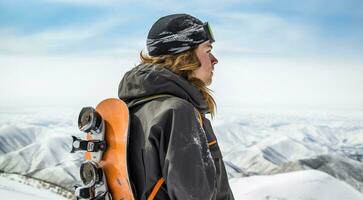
[210,53,218,65]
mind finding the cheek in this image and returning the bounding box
[200,55,212,69]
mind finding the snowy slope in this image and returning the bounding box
[271,154,363,193]
[0,173,70,200]
[230,170,363,200]
[2,170,362,200]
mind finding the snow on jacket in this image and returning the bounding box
[118,64,235,200]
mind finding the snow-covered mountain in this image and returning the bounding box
[0,123,82,191]
[0,108,83,194]
[214,109,363,192]
[0,107,362,199]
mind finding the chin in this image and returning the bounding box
[205,79,212,86]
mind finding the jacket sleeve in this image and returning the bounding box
[155,102,217,200]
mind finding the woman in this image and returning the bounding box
[118,14,234,200]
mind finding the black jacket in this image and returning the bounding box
[118,64,234,200]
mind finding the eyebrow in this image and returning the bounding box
[207,44,213,49]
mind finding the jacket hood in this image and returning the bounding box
[118,64,208,112]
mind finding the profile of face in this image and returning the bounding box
[194,41,218,86]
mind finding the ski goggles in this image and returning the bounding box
[203,22,215,43]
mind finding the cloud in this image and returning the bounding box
[0,54,140,108]
[277,0,363,17]
[1,1,362,110]
[39,0,124,6]
[211,10,363,60]
[211,12,317,57]
[211,55,363,111]
[39,0,243,8]
[0,14,141,56]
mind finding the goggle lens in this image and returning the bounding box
[203,22,215,43]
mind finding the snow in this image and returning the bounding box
[230,170,363,200]
[0,107,363,199]
[0,123,82,190]
[2,169,362,200]
[214,109,363,174]
[0,175,69,200]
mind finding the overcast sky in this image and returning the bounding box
[0,0,362,112]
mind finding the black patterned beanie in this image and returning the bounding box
[147,14,213,56]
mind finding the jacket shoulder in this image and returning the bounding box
[159,96,196,114]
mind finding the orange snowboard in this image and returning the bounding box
[85,98,134,200]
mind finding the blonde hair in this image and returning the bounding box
[140,50,216,118]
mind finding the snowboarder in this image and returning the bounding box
[118,13,235,200]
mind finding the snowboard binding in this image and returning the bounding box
[78,107,104,134]
[72,106,107,161]
[71,99,135,200]
[74,161,111,200]
[75,186,111,200]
